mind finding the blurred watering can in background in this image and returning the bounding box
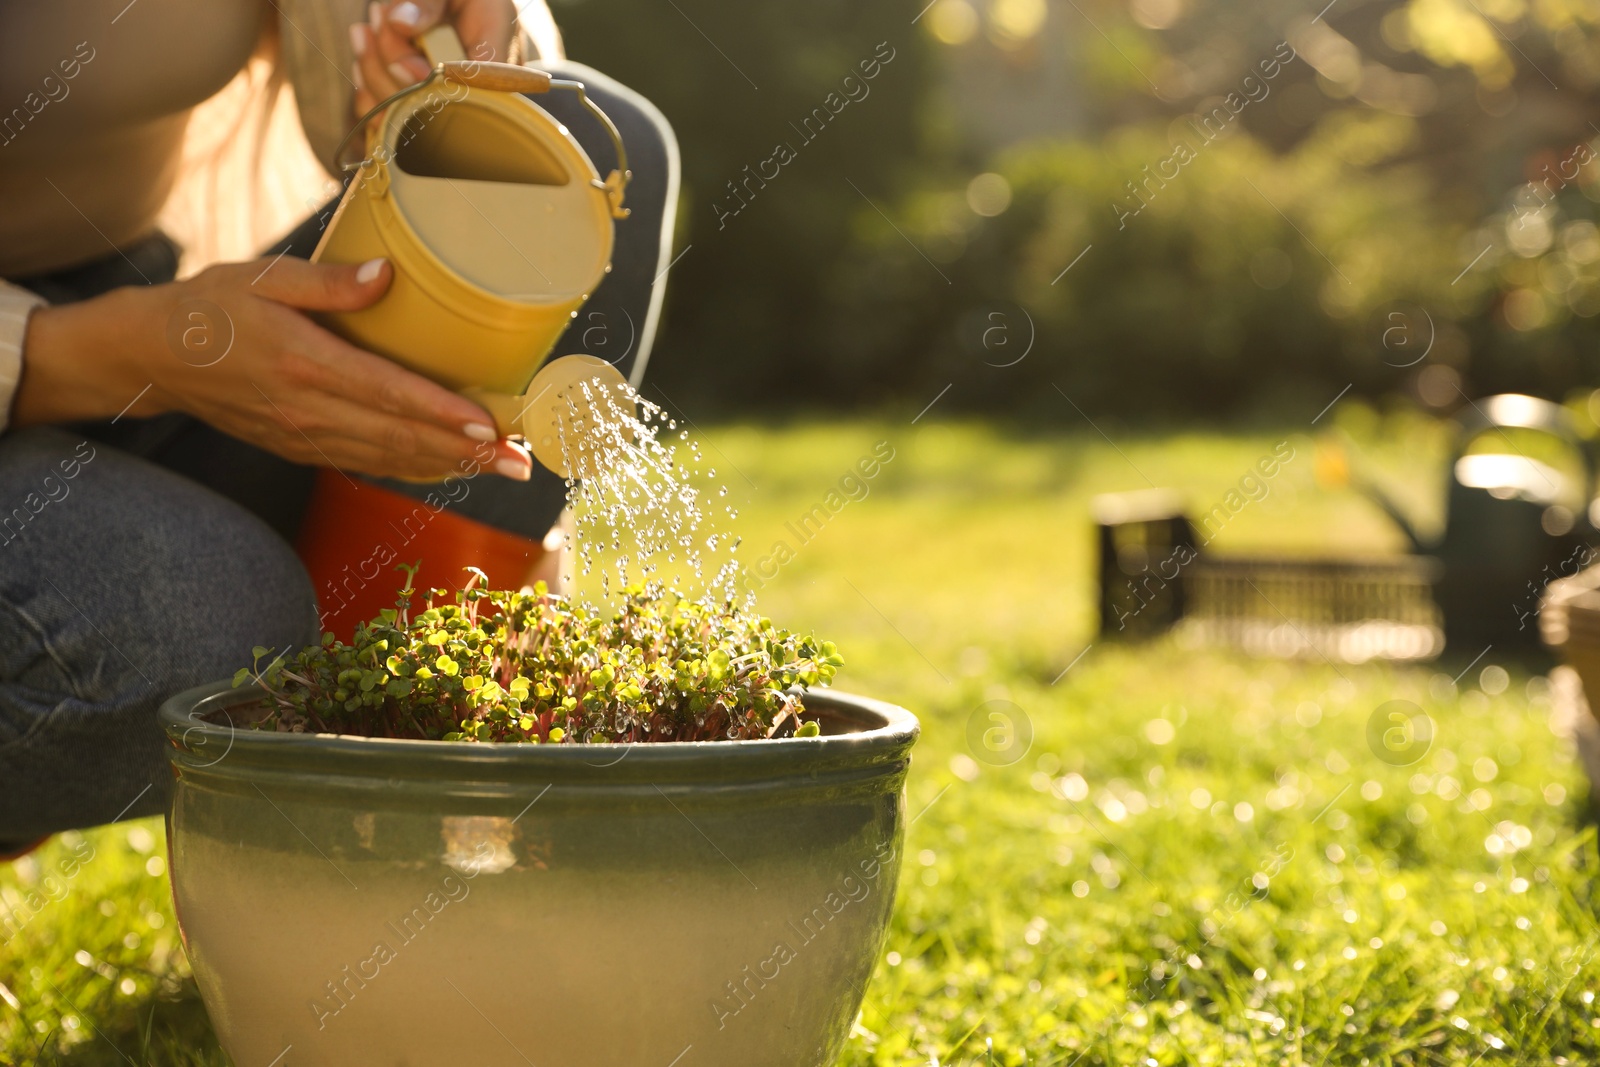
[313,25,634,478]
[1095,394,1599,662]
[1343,393,1599,652]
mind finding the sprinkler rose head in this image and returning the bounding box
[468,355,636,480]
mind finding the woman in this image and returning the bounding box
[0,0,678,847]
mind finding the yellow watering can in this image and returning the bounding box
[311,26,633,477]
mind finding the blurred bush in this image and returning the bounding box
[556,0,1600,417]
[819,113,1470,417]
[551,0,936,406]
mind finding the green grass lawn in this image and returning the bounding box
[5,409,1600,1065]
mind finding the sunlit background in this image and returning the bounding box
[557,0,1600,420]
[15,1,1600,1064]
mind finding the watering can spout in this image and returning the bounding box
[1317,434,1427,553]
[464,355,634,480]
[1351,477,1428,554]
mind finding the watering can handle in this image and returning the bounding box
[1450,393,1598,516]
[1452,393,1575,447]
[335,24,632,218]
[415,25,630,217]
[437,61,553,95]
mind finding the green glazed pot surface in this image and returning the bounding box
[161,681,917,1067]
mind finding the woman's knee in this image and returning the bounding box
[0,427,317,696]
[0,428,315,836]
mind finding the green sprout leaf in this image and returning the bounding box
[241,581,840,744]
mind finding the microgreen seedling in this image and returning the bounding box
[233,568,840,743]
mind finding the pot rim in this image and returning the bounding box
[161,680,918,789]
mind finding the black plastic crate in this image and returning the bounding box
[1095,490,1443,662]
[1182,554,1443,662]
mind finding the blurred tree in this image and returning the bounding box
[823,112,1467,416]
[551,0,936,408]
[1166,0,1600,408]
[555,0,1600,417]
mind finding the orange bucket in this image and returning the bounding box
[295,470,544,640]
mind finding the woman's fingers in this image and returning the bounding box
[308,426,532,482]
[280,324,500,440]
[284,390,485,466]
[374,0,517,71]
[320,414,534,482]
[350,0,516,127]
[439,0,519,64]
[267,428,477,482]
[243,256,503,440]
[155,253,537,483]
[227,383,531,482]
[349,22,376,114]
[248,255,392,313]
[384,0,448,37]
[357,15,419,101]
[371,3,434,87]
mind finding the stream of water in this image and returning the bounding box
[552,377,750,611]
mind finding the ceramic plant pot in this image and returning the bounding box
[1542,565,1600,802]
[160,681,917,1067]
[1542,564,1600,716]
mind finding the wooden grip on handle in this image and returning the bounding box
[438,61,552,94]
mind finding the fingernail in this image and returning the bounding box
[349,23,367,56]
[390,1,423,27]
[356,257,386,284]
[351,61,365,91]
[495,457,532,481]
[368,1,384,30]
[463,422,498,442]
[388,61,419,87]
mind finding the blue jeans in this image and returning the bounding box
[0,426,320,840]
[0,64,676,841]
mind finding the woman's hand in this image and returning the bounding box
[350,0,518,118]
[15,256,534,483]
